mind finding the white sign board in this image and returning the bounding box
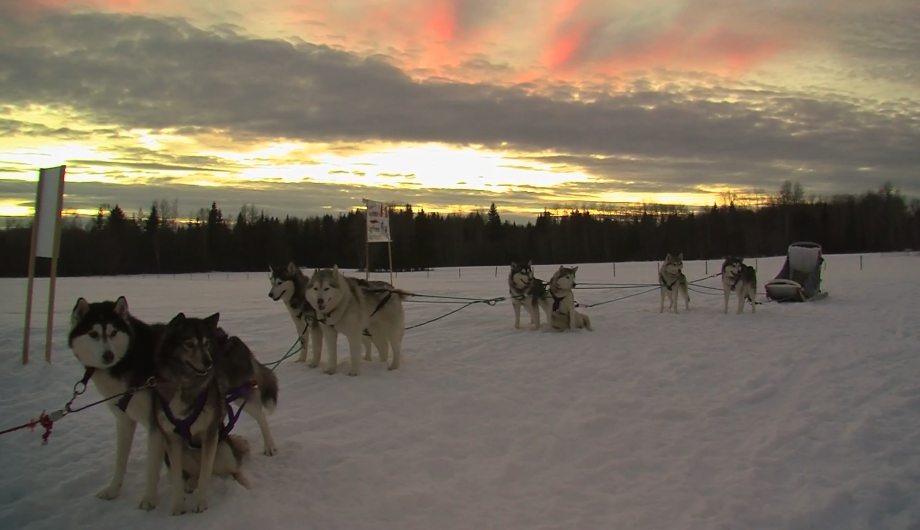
[34,165,66,258]
[365,200,391,242]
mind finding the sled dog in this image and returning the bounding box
[68,297,249,511]
[68,296,168,510]
[306,265,411,375]
[269,262,379,367]
[548,265,593,331]
[508,260,553,330]
[659,253,691,313]
[152,312,279,515]
[721,256,758,314]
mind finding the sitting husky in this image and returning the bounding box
[508,260,552,330]
[306,265,410,375]
[658,253,691,314]
[152,312,279,515]
[547,265,593,331]
[721,256,758,314]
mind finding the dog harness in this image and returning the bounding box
[658,272,676,291]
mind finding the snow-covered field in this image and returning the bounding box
[1,254,919,529]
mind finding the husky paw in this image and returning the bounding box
[307,361,320,368]
[191,498,209,513]
[294,357,306,363]
[96,484,121,500]
[184,477,198,493]
[138,496,157,511]
[347,371,359,377]
[387,364,399,371]
[263,444,278,456]
[170,502,187,516]
[324,367,336,375]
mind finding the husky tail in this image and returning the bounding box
[254,363,279,414]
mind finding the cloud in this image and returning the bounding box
[0,6,918,215]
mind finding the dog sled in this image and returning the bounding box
[764,242,828,303]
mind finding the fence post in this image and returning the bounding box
[755,258,758,272]
[613,262,616,277]
[495,266,497,277]
[860,255,863,270]
[705,261,708,274]
[459,268,461,278]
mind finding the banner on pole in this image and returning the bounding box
[365,199,391,242]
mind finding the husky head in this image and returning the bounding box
[306,265,346,315]
[268,262,307,303]
[721,256,745,277]
[509,260,535,289]
[661,253,684,274]
[156,312,220,381]
[551,265,579,291]
[68,296,133,369]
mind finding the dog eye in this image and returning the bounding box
[183,340,196,349]
[88,331,99,339]
[323,287,330,291]
[108,329,118,338]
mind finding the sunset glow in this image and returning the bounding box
[1,0,917,221]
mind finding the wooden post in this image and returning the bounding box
[613,262,616,277]
[23,165,66,365]
[859,255,863,270]
[366,239,370,281]
[705,261,708,274]
[387,241,394,286]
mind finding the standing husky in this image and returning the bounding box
[269,262,377,368]
[508,260,552,330]
[152,312,279,515]
[306,265,410,375]
[721,256,758,314]
[548,265,593,331]
[659,253,691,314]
[68,296,167,510]
[268,262,324,365]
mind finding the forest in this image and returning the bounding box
[1,180,918,278]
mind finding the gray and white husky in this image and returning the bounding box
[152,312,279,515]
[659,253,691,313]
[268,262,379,368]
[306,265,410,375]
[508,260,553,330]
[268,262,325,364]
[721,256,758,314]
[548,265,593,331]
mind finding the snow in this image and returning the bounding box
[1,254,920,529]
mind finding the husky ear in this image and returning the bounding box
[572,266,578,274]
[527,259,533,267]
[665,253,672,261]
[168,312,186,326]
[286,262,298,275]
[113,296,129,320]
[71,298,90,329]
[332,264,339,275]
[677,253,683,261]
[202,312,220,332]
[510,261,517,268]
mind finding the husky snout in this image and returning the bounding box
[102,350,115,364]
[185,351,213,376]
[315,297,326,310]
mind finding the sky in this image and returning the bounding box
[0,0,918,223]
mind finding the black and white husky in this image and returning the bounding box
[658,253,691,313]
[721,256,758,314]
[508,260,552,330]
[268,262,325,364]
[68,296,166,510]
[547,265,593,331]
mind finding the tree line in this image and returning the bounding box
[1,181,918,278]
